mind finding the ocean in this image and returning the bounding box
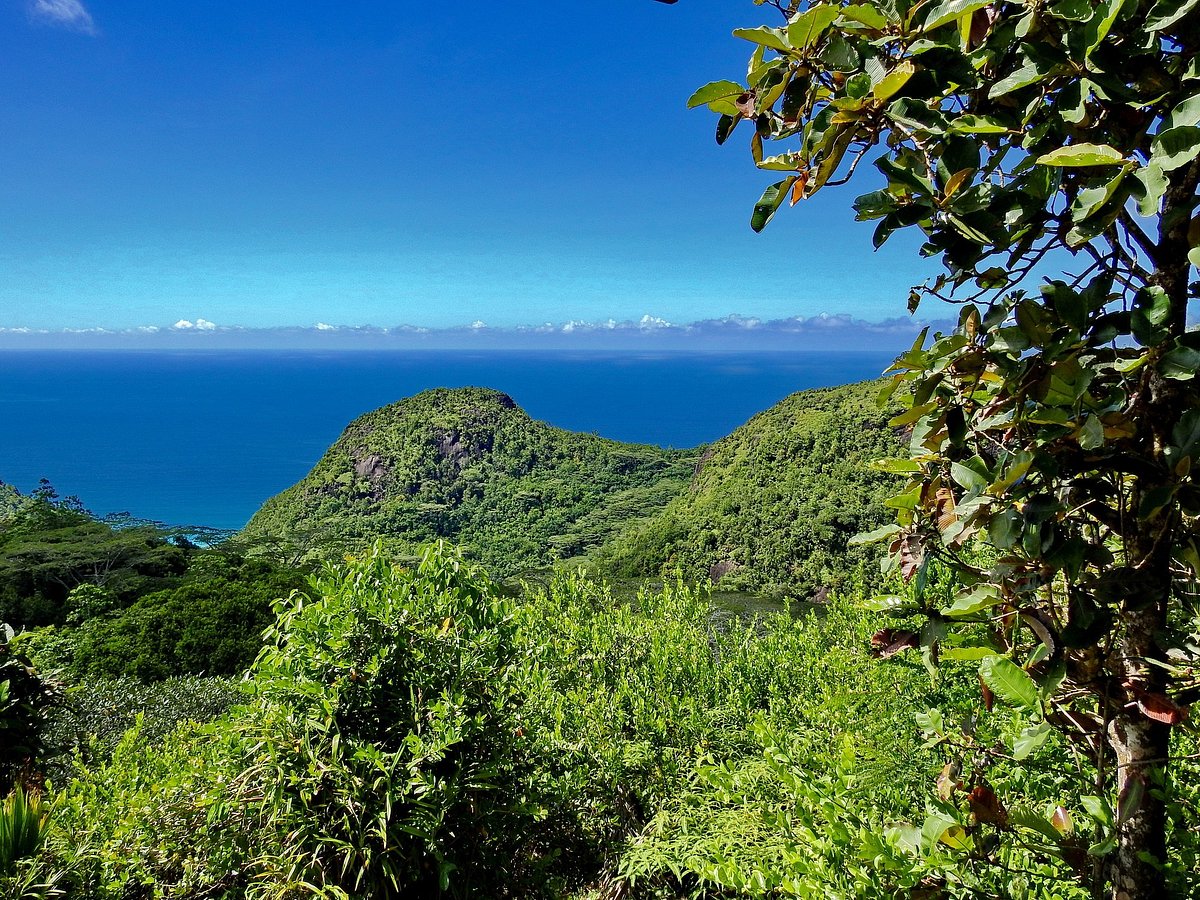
[0,350,896,530]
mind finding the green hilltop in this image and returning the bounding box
[594,379,901,597]
[245,380,901,594]
[242,387,698,575]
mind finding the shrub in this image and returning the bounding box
[233,541,539,898]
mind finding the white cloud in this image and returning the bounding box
[30,0,97,34]
[314,322,337,331]
[470,320,487,330]
[638,315,672,330]
[172,318,218,331]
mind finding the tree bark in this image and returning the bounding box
[1106,602,1171,900]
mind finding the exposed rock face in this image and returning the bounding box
[354,453,388,483]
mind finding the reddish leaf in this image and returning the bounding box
[978,673,995,712]
[1136,692,1189,725]
[934,486,957,531]
[790,172,807,205]
[1051,805,1073,835]
[968,784,1009,828]
[900,535,924,582]
[871,629,919,659]
[735,90,757,118]
[969,6,999,47]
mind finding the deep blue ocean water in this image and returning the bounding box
[0,350,895,530]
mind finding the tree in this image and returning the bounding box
[685,1,1198,896]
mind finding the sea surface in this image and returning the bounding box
[0,350,896,530]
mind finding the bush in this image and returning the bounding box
[232,541,539,898]
[0,626,61,794]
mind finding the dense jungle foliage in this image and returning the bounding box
[243,381,901,598]
[242,387,699,576]
[595,380,902,598]
[0,488,306,681]
[3,367,1199,896]
[4,543,1197,898]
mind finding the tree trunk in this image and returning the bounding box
[1103,151,1200,899]
[1105,603,1171,900]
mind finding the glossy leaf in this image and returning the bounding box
[1035,143,1126,167]
[979,656,1039,711]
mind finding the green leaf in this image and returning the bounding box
[1146,0,1200,31]
[839,4,889,29]
[1013,722,1052,760]
[1038,357,1092,406]
[950,461,988,493]
[872,60,916,103]
[1035,143,1126,167]
[889,401,938,427]
[716,113,741,145]
[1168,409,1200,469]
[921,0,990,31]
[849,524,902,546]
[942,583,1003,617]
[1080,795,1113,828]
[988,57,1049,99]
[950,114,1011,134]
[1048,0,1094,20]
[1070,169,1128,222]
[687,80,746,109]
[732,26,789,53]
[1161,343,1200,380]
[871,457,923,474]
[979,656,1040,710]
[1165,94,1200,130]
[1151,125,1200,173]
[787,5,840,49]
[750,177,798,232]
[1132,285,1172,346]
[758,153,803,171]
[1084,0,1122,55]
[1131,163,1168,217]
[1078,414,1104,450]
[942,646,998,661]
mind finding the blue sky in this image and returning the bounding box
[0,0,943,333]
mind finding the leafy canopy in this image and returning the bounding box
[688,0,1199,895]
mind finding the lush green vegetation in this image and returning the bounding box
[3,374,1196,898]
[243,387,698,577]
[243,381,905,600]
[596,379,902,598]
[0,488,306,681]
[691,0,1200,889]
[7,544,1194,898]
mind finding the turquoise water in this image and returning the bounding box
[0,350,895,529]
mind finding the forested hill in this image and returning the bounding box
[592,379,902,598]
[242,387,698,575]
[245,381,902,593]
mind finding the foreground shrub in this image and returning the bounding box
[232,541,539,898]
[0,625,61,794]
